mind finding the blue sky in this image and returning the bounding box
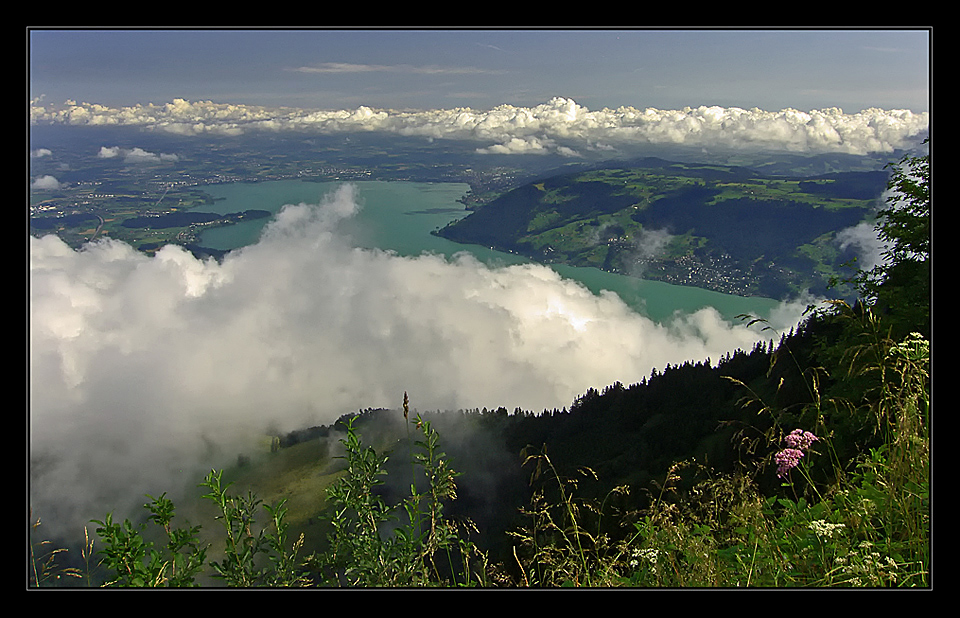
[29,28,930,113]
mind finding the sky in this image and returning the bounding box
[29,28,930,113]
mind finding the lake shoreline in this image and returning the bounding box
[191,179,783,324]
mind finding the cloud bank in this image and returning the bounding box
[30,97,928,157]
[29,184,811,538]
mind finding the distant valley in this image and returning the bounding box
[31,125,894,301]
[437,157,890,299]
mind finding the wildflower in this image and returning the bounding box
[774,448,804,478]
[808,520,845,539]
[632,548,659,574]
[774,429,819,478]
[638,548,659,565]
[784,428,818,451]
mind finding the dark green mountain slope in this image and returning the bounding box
[437,160,890,299]
[265,306,887,571]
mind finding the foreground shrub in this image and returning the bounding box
[75,397,488,588]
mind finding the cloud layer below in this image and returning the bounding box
[30,184,813,537]
[30,97,929,157]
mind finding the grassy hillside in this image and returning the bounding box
[437,159,889,299]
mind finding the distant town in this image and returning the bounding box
[29,125,541,252]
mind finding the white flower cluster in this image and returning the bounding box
[637,548,660,565]
[630,547,660,573]
[834,541,900,586]
[808,520,846,539]
[888,332,930,363]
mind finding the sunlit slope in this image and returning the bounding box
[438,159,889,299]
[196,418,418,559]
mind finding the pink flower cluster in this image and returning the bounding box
[784,429,818,451]
[774,429,819,479]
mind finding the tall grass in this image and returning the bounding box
[618,306,930,587]
[504,304,929,588]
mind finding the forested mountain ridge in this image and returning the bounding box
[437,158,891,299]
[276,308,894,569]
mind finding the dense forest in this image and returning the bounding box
[29,145,930,588]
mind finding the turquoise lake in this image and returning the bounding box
[195,180,781,325]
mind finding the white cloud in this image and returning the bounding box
[31,97,929,157]
[836,220,887,272]
[29,183,809,538]
[31,175,61,190]
[125,147,179,163]
[834,183,911,272]
[98,145,179,162]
